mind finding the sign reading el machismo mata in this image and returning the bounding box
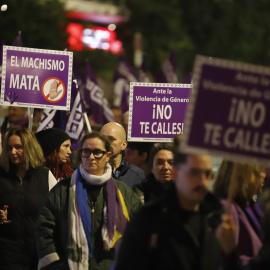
[128,82,191,142]
[182,55,270,166]
[1,46,73,111]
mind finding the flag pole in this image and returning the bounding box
[83,113,92,133]
[28,107,34,131]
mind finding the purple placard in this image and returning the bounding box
[1,46,73,110]
[128,82,191,142]
[182,55,270,166]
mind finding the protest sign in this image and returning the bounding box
[0,46,73,110]
[128,82,191,142]
[182,55,270,166]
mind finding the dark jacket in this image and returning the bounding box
[0,165,50,270]
[36,177,142,270]
[115,184,224,270]
[143,173,174,203]
[113,157,145,188]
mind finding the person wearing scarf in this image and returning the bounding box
[35,132,142,270]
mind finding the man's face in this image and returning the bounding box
[125,148,145,167]
[152,149,174,182]
[8,107,27,123]
[173,155,213,210]
[100,124,127,157]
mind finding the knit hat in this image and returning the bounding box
[35,128,70,157]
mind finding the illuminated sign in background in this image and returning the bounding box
[66,23,122,54]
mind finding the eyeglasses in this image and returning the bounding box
[186,168,214,180]
[80,148,107,159]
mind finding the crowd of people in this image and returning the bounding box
[0,105,269,270]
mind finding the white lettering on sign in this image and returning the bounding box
[9,73,40,91]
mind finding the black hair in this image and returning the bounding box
[149,143,175,168]
[127,142,153,161]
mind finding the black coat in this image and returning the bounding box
[115,184,224,270]
[0,166,49,270]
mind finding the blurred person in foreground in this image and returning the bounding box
[213,161,265,265]
[100,122,145,188]
[217,181,270,270]
[35,128,74,181]
[115,145,225,270]
[35,131,142,270]
[0,127,57,270]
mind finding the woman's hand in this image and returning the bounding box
[216,213,236,254]
[0,205,11,224]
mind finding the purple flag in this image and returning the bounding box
[36,109,63,132]
[113,57,139,112]
[156,52,178,83]
[65,77,85,147]
[81,61,115,125]
[37,75,85,150]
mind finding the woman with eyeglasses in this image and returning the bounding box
[0,127,57,270]
[35,131,142,270]
[213,160,266,266]
[35,128,74,181]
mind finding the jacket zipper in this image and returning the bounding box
[91,201,96,213]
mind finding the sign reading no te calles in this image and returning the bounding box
[128,82,191,142]
[182,55,270,166]
[1,46,73,110]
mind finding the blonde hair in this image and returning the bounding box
[213,160,264,204]
[1,127,44,171]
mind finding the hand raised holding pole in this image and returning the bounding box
[0,205,11,224]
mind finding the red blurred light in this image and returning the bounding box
[66,23,122,54]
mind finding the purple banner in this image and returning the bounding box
[182,55,270,166]
[1,46,73,110]
[82,61,115,125]
[128,82,191,142]
[113,57,139,113]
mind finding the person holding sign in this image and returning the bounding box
[0,127,57,270]
[216,183,270,270]
[35,132,142,270]
[115,147,225,270]
[213,161,265,265]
